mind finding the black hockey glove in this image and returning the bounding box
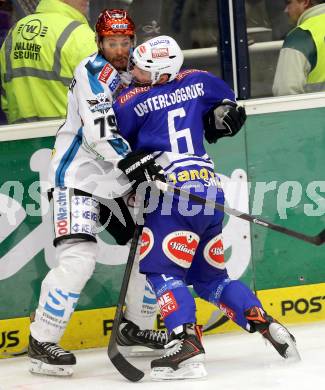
[118,150,166,188]
[203,100,247,144]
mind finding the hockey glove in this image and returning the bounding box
[118,151,166,188]
[203,100,247,144]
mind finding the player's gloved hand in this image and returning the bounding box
[203,99,247,144]
[118,150,166,188]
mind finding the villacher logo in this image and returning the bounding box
[162,230,199,268]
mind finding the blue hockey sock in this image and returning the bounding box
[194,278,262,331]
[147,273,196,333]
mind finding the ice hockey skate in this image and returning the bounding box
[150,323,207,381]
[28,335,76,376]
[264,322,301,361]
[116,317,169,356]
[245,306,301,361]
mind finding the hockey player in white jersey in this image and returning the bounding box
[28,9,168,377]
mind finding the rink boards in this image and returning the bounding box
[1,93,325,358]
[1,282,325,358]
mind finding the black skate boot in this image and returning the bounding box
[116,317,169,356]
[28,335,76,376]
[245,306,301,361]
[150,323,207,380]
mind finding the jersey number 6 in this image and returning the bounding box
[167,108,194,154]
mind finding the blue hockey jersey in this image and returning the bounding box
[113,69,235,180]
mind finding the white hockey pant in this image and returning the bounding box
[30,239,158,343]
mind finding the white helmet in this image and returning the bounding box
[130,35,184,84]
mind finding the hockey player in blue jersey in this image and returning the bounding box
[113,35,301,380]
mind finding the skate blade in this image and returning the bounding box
[284,338,301,362]
[269,323,301,362]
[29,358,74,376]
[151,362,207,381]
[118,345,165,357]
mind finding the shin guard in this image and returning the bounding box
[147,274,196,333]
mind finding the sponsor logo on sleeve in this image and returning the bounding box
[203,234,225,269]
[162,231,199,268]
[98,63,114,84]
[87,93,111,114]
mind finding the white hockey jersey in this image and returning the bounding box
[48,52,132,199]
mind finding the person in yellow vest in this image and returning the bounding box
[273,0,325,96]
[0,0,97,124]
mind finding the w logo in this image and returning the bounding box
[25,25,37,33]
[21,19,42,40]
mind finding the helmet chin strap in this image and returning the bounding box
[152,70,163,85]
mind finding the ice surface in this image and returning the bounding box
[1,321,324,390]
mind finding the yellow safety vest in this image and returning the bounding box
[0,0,97,124]
[299,13,325,92]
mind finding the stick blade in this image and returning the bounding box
[315,228,325,245]
[109,352,144,382]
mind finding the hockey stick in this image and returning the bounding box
[107,222,145,382]
[155,180,325,246]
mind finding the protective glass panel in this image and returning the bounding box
[245,0,290,98]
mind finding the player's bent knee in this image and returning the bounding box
[219,280,261,310]
[192,276,232,304]
[146,273,185,292]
